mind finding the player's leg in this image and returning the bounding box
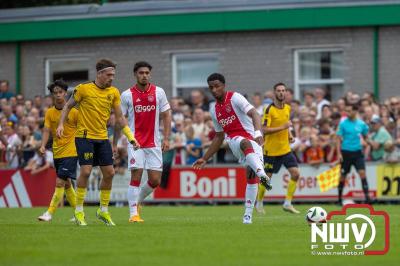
[127,147,144,222]
[74,138,95,226]
[63,157,78,210]
[38,176,66,222]
[243,167,259,224]
[256,156,274,214]
[355,152,370,204]
[338,151,351,205]
[64,179,76,209]
[282,166,300,214]
[239,138,272,190]
[96,140,116,226]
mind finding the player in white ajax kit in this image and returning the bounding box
[193,73,272,224]
[120,61,172,222]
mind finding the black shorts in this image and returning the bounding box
[75,138,113,166]
[341,150,366,175]
[54,156,78,180]
[264,151,298,174]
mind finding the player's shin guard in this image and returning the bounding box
[75,187,87,212]
[244,179,258,216]
[138,180,158,203]
[48,187,64,214]
[99,190,111,212]
[284,179,297,206]
[65,187,76,209]
[361,178,370,203]
[244,148,266,178]
[128,180,140,217]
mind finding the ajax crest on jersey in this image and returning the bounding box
[225,105,232,113]
[306,206,327,225]
[148,95,155,102]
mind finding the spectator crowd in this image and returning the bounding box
[1,78,400,174]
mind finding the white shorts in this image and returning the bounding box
[226,136,264,165]
[127,146,163,171]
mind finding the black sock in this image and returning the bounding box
[361,178,370,202]
[338,180,345,203]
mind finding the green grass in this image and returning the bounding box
[0,204,398,266]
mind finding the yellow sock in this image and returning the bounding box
[100,190,111,208]
[65,186,76,209]
[48,187,64,214]
[257,183,266,202]
[76,187,87,209]
[286,179,298,201]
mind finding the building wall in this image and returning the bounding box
[0,43,16,93]
[10,26,397,100]
[380,26,400,100]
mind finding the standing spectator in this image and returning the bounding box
[16,94,24,106]
[315,88,330,119]
[367,116,392,161]
[251,92,264,116]
[185,125,202,165]
[26,116,42,147]
[4,122,21,168]
[170,97,185,122]
[285,88,294,104]
[190,89,209,111]
[0,80,15,100]
[263,90,274,107]
[192,107,206,140]
[303,91,315,109]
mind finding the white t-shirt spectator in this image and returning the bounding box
[6,133,22,168]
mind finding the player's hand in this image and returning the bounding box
[255,136,264,146]
[338,154,343,163]
[56,124,64,138]
[112,144,118,159]
[283,121,292,129]
[289,135,295,143]
[162,139,170,152]
[38,146,46,156]
[130,139,140,150]
[193,158,207,170]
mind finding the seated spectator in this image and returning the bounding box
[192,107,207,140]
[24,149,53,175]
[18,125,35,167]
[383,140,400,164]
[171,119,187,165]
[303,91,315,109]
[367,116,392,161]
[303,135,324,167]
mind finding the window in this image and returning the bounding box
[45,58,89,94]
[294,49,344,100]
[172,53,219,97]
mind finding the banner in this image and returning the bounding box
[0,169,56,207]
[376,163,400,199]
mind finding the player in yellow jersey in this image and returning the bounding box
[38,79,78,222]
[256,82,300,214]
[56,59,139,226]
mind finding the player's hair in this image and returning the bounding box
[96,58,116,72]
[47,79,68,93]
[273,82,286,90]
[207,73,225,84]
[133,61,153,73]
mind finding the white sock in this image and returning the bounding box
[138,182,156,203]
[128,185,140,216]
[284,199,291,206]
[245,153,267,178]
[100,206,108,212]
[244,183,258,216]
[75,205,83,212]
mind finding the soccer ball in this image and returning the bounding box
[306,206,327,225]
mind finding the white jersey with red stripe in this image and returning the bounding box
[210,91,255,141]
[121,84,170,148]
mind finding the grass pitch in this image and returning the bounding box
[0,204,398,266]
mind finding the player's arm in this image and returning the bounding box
[39,127,50,156]
[161,109,172,152]
[264,122,291,135]
[0,125,8,146]
[247,108,263,146]
[56,97,76,138]
[114,104,139,149]
[193,132,224,169]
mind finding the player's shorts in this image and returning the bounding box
[226,136,263,165]
[128,146,163,171]
[53,156,78,180]
[264,151,298,174]
[341,150,366,176]
[75,138,113,166]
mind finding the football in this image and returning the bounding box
[306,206,327,225]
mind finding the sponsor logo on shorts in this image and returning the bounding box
[84,152,93,161]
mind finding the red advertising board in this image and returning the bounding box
[154,167,248,200]
[0,169,56,207]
